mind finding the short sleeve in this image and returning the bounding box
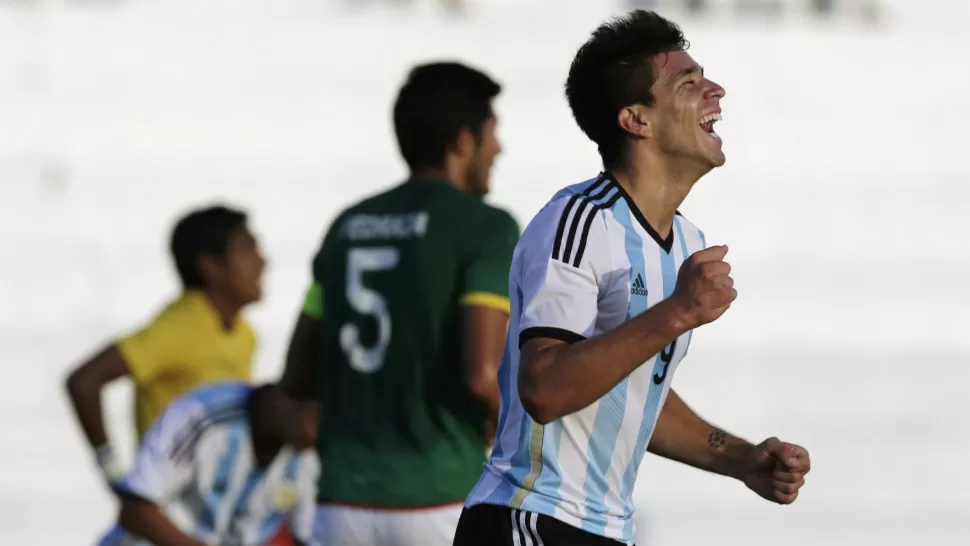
[304,219,343,321]
[113,398,200,503]
[461,209,520,313]
[516,197,611,348]
[117,303,190,385]
[289,455,321,543]
[301,282,324,320]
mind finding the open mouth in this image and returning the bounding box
[698,112,722,141]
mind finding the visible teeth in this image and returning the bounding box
[698,112,722,127]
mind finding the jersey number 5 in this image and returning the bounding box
[653,339,677,385]
[340,247,399,374]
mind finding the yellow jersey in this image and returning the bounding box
[116,290,256,439]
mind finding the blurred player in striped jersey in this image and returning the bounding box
[281,62,518,546]
[455,10,811,546]
[64,205,263,486]
[96,382,319,546]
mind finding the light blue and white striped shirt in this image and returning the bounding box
[464,174,707,544]
[99,382,320,546]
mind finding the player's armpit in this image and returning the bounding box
[118,496,207,546]
[647,389,753,480]
[281,312,323,401]
[461,303,509,438]
[64,344,132,450]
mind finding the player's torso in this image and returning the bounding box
[171,426,307,546]
[544,210,704,533]
[315,179,495,506]
[133,296,255,438]
[474,178,708,542]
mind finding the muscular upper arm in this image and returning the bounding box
[461,209,518,399]
[461,304,509,400]
[65,344,131,392]
[512,190,613,409]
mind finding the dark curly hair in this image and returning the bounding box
[565,10,689,168]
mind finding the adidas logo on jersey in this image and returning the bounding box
[630,274,648,297]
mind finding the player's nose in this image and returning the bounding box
[705,78,726,100]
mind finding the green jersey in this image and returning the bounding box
[302,177,519,507]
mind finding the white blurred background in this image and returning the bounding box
[1,0,968,544]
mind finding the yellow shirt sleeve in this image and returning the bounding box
[117,303,190,385]
[302,282,324,320]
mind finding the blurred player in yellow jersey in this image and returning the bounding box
[64,204,266,487]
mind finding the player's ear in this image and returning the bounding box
[618,104,652,139]
[196,253,222,285]
[453,126,477,159]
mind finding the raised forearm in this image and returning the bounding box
[520,298,690,424]
[647,390,753,480]
[119,498,208,546]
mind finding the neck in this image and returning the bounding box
[610,151,704,237]
[413,161,469,193]
[201,289,241,330]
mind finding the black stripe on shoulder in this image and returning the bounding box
[519,326,587,348]
[168,406,247,464]
[572,190,622,268]
[551,193,582,262]
[560,179,615,266]
[551,176,609,263]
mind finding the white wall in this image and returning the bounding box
[1,0,967,544]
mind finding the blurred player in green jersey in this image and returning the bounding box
[280,62,519,546]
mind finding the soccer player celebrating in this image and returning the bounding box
[455,10,811,545]
[96,382,320,546]
[280,62,518,546]
[65,205,265,486]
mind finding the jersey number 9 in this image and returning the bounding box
[340,247,400,374]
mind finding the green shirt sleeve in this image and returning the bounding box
[302,282,324,319]
[461,209,520,313]
[303,238,329,320]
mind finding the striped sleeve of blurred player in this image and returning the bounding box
[100,382,320,546]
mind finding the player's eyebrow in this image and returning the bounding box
[675,66,704,81]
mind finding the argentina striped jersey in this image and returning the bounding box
[464,173,707,544]
[99,382,320,546]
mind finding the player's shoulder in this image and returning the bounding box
[130,292,200,336]
[519,173,621,254]
[460,199,520,241]
[155,291,210,323]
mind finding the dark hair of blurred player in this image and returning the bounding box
[393,61,502,197]
[64,204,265,490]
[171,205,265,306]
[281,61,520,546]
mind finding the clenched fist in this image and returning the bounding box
[671,244,737,329]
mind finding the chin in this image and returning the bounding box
[701,137,726,168]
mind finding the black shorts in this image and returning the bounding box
[453,503,630,546]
